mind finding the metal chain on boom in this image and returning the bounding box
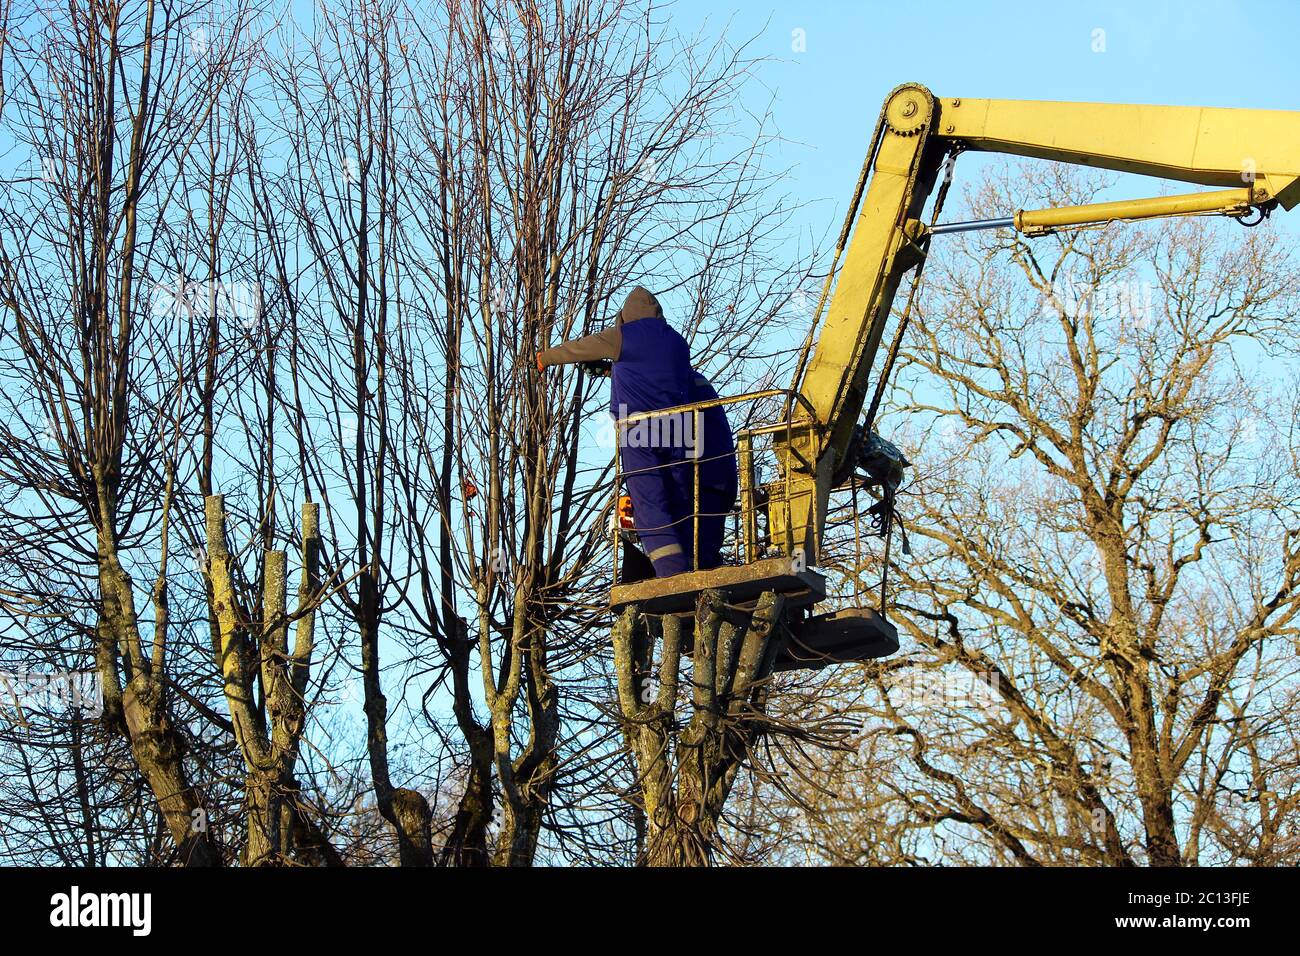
[783,100,893,426]
[863,150,958,433]
[860,150,958,617]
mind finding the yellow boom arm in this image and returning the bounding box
[773,83,1300,563]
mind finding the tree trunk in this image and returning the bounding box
[613,589,785,867]
[99,526,220,866]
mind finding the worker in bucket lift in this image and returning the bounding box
[538,287,734,577]
[611,369,738,581]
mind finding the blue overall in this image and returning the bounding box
[678,372,738,570]
[614,315,693,576]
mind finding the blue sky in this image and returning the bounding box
[669,0,1300,238]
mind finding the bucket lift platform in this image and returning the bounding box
[607,389,903,673]
[609,555,825,615]
[608,557,898,672]
[777,606,898,671]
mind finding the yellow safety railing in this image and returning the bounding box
[610,388,823,582]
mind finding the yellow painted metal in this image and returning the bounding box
[777,85,940,562]
[1014,186,1257,235]
[776,83,1300,567]
[737,432,757,563]
[939,96,1300,209]
[798,102,935,457]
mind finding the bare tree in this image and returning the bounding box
[0,0,814,868]
[391,0,811,865]
[0,0,345,866]
[772,164,1300,866]
[0,0,246,865]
